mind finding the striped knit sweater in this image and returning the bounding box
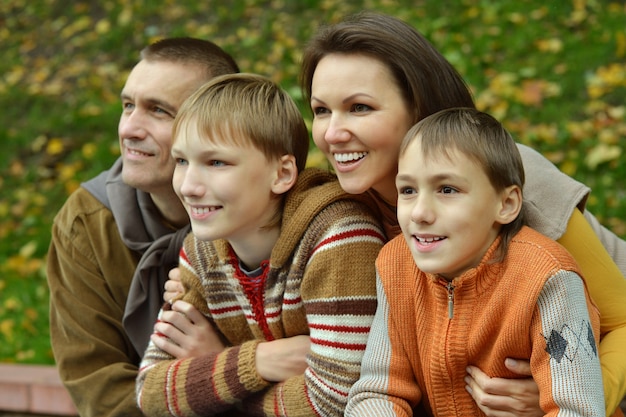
[136,168,386,416]
[346,226,608,417]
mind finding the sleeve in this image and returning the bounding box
[47,197,143,417]
[530,270,605,417]
[136,245,271,417]
[345,273,419,417]
[556,208,626,415]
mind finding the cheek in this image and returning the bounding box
[156,125,175,152]
[171,168,184,193]
[396,200,412,226]
[311,120,329,150]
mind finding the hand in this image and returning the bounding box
[163,267,185,303]
[255,335,311,382]
[465,358,542,417]
[151,300,225,358]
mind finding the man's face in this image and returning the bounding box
[118,60,206,195]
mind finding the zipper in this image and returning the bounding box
[446,281,455,319]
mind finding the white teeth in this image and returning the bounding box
[334,152,367,163]
[191,206,218,214]
[417,236,444,243]
[129,149,150,156]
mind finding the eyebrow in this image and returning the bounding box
[120,93,177,114]
[310,92,374,105]
[395,173,413,183]
[397,171,468,184]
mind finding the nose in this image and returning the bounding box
[177,164,206,199]
[118,108,148,141]
[323,114,352,144]
[410,194,436,225]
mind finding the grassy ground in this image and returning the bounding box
[1,0,625,364]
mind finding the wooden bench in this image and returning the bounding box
[0,364,76,416]
[0,363,624,416]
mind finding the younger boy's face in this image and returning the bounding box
[395,137,506,280]
[171,122,284,245]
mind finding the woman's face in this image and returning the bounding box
[310,54,413,204]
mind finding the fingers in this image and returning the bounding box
[168,267,182,281]
[157,303,194,335]
[152,308,196,358]
[169,300,208,327]
[151,332,184,358]
[163,268,184,302]
[465,370,512,417]
[163,279,185,303]
[465,365,542,417]
[465,365,531,396]
[504,358,532,376]
[154,301,226,358]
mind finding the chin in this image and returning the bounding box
[191,231,215,242]
[337,179,370,196]
[120,169,143,189]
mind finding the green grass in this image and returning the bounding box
[1,0,625,364]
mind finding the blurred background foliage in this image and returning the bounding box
[0,0,624,364]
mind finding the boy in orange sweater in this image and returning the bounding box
[346,107,607,416]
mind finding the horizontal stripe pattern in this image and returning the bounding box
[137,170,386,416]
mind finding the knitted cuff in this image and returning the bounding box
[238,340,272,392]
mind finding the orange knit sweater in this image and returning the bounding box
[347,226,609,417]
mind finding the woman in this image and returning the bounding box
[300,11,626,416]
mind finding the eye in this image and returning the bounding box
[209,160,226,167]
[122,101,134,112]
[174,158,188,166]
[312,105,330,116]
[440,186,458,194]
[152,106,174,118]
[351,103,372,113]
[398,186,417,196]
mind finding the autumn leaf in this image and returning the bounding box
[585,143,622,170]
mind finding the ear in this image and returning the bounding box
[271,154,298,195]
[496,185,523,225]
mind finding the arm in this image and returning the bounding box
[345,274,419,417]
[47,192,143,417]
[138,245,311,416]
[153,299,311,383]
[136,248,273,416]
[466,209,626,416]
[530,271,605,416]
[557,208,626,414]
[582,209,626,276]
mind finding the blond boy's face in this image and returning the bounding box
[171,121,284,247]
[395,138,506,280]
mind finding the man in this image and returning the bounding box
[46,37,239,417]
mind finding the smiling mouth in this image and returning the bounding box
[191,206,221,215]
[127,148,153,157]
[334,152,367,164]
[416,236,446,244]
